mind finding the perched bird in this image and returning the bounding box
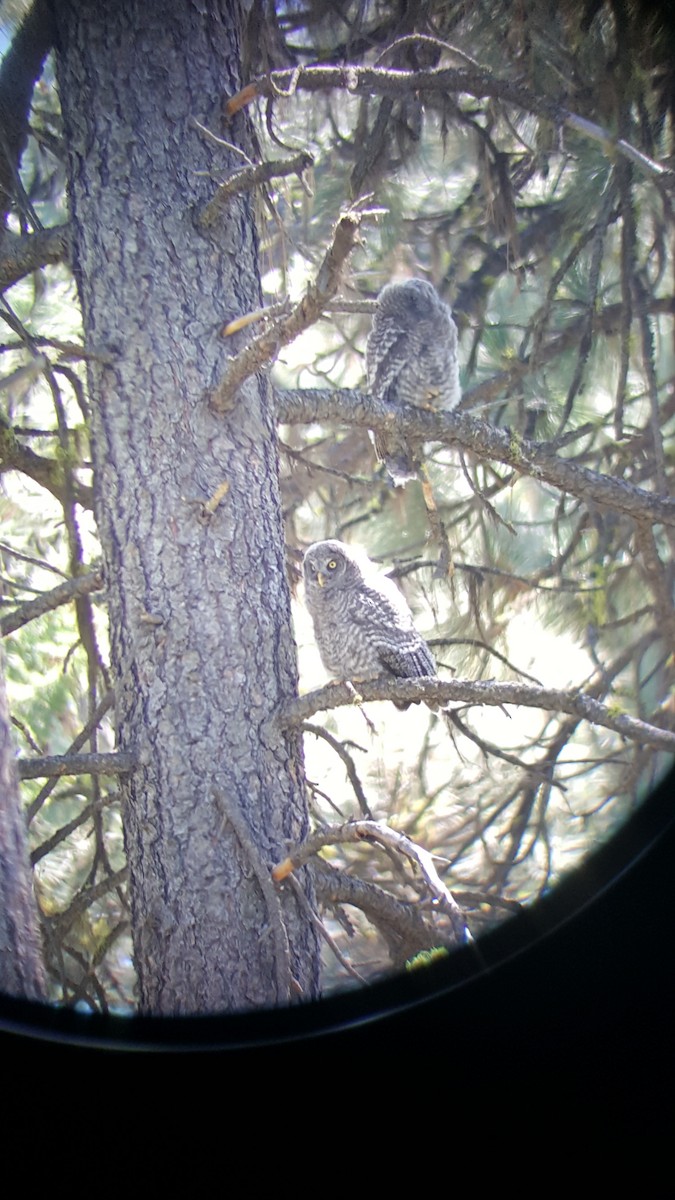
[303,539,436,709]
[366,278,461,486]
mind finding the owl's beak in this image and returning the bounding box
[316,571,326,588]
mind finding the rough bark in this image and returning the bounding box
[0,646,46,1001]
[53,0,319,1014]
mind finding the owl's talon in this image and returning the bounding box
[345,681,364,705]
[421,387,441,410]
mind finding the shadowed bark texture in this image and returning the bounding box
[0,648,46,1001]
[53,0,319,1014]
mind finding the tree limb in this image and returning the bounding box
[26,691,115,823]
[1,568,103,637]
[310,858,439,970]
[461,298,675,405]
[18,751,135,781]
[275,388,675,530]
[199,151,313,228]
[0,410,93,509]
[210,209,366,412]
[227,65,674,184]
[276,677,675,752]
[275,819,468,945]
[0,0,55,228]
[285,870,367,984]
[0,224,71,291]
[30,791,117,866]
[301,722,372,817]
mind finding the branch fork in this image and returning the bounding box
[209,208,367,414]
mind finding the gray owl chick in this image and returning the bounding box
[303,539,436,710]
[366,278,460,486]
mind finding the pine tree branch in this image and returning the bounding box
[30,791,117,865]
[286,870,368,984]
[18,751,135,781]
[1,568,103,636]
[0,411,93,509]
[275,388,675,530]
[210,208,366,412]
[199,151,313,227]
[301,721,372,817]
[276,677,675,753]
[461,297,675,406]
[0,224,71,291]
[0,0,55,228]
[310,858,438,969]
[227,65,674,184]
[274,819,468,945]
[45,868,128,938]
[26,692,115,823]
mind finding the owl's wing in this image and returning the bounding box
[342,580,436,678]
[342,580,404,628]
[367,321,415,403]
[378,635,437,679]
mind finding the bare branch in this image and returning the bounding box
[301,722,372,817]
[274,819,468,946]
[311,858,439,970]
[26,691,115,823]
[226,65,674,183]
[275,389,675,530]
[443,708,566,787]
[30,791,118,866]
[563,112,671,182]
[18,751,135,781]
[0,224,71,291]
[1,569,103,636]
[210,209,365,413]
[276,677,675,752]
[0,410,93,509]
[286,870,367,984]
[199,151,313,227]
[46,868,128,939]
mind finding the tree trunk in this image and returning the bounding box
[0,647,46,1001]
[53,0,319,1014]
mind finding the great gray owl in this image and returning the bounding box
[366,278,460,486]
[303,539,436,709]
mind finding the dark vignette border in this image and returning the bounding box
[1,757,674,1067]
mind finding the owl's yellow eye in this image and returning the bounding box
[327,559,338,570]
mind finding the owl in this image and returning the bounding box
[366,278,461,486]
[303,539,436,709]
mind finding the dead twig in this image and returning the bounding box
[19,750,135,781]
[199,151,313,228]
[273,819,468,945]
[210,208,367,413]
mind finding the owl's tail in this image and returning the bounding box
[386,456,418,487]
